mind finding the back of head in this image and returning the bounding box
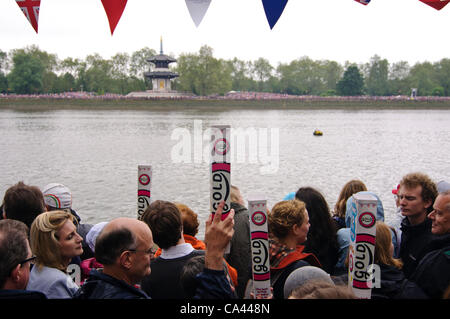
[42,183,72,211]
[295,187,336,235]
[230,185,243,205]
[141,200,182,249]
[295,187,329,216]
[86,221,109,253]
[180,255,205,298]
[269,200,307,240]
[175,203,199,237]
[30,210,75,271]
[2,182,46,228]
[334,180,367,218]
[95,223,136,266]
[437,180,450,194]
[289,279,356,299]
[345,191,384,228]
[400,172,437,213]
[375,221,402,269]
[0,219,29,288]
[283,266,333,298]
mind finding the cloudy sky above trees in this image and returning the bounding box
[0,0,448,65]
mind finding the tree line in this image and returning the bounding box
[1,45,449,97]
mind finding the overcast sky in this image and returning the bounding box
[1,0,449,66]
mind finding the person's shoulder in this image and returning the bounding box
[231,202,249,215]
[336,228,350,245]
[191,249,205,256]
[0,289,47,299]
[77,271,149,299]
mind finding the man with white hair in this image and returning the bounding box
[409,190,450,298]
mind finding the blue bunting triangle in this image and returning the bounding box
[262,0,288,29]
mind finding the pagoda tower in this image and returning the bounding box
[144,38,179,92]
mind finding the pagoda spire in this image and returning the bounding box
[160,36,163,54]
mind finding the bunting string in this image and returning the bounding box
[13,0,449,35]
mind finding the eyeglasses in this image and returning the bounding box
[19,256,36,267]
[127,248,156,256]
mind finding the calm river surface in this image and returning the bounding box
[1,106,449,239]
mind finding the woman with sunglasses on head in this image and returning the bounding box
[27,210,83,298]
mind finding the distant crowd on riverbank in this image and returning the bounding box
[1,172,449,300]
[2,91,450,102]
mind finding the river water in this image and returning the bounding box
[1,106,449,239]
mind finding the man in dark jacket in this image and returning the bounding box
[397,172,438,278]
[139,200,205,299]
[74,201,236,299]
[409,190,450,298]
[73,217,153,299]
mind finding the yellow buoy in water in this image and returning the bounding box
[313,130,323,136]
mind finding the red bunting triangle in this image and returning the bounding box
[16,0,41,33]
[101,0,128,35]
[419,0,449,10]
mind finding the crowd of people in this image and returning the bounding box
[0,172,449,300]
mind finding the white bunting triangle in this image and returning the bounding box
[185,0,212,27]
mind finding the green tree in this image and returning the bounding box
[227,58,256,91]
[434,58,450,96]
[389,61,411,95]
[277,57,329,95]
[321,60,343,93]
[175,46,231,95]
[54,72,76,92]
[130,47,156,79]
[0,50,7,92]
[111,52,131,94]
[365,55,390,96]
[22,46,59,93]
[60,57,81,77]
[81,54,114,94]
[432,86,445,96]
[251,57,273,92]
[407,62,438,96]
[336,65,364,96]
[0,72,7,93]
[7,50,45,93]
[42,71,58,93]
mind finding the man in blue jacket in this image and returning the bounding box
[73,217,152,299]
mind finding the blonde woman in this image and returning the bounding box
[268,200,321,299]
[27,210,83,298]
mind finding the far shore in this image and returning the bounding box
[1,94,450,111]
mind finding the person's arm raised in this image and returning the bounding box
[204,201,235,271]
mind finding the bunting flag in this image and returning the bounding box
[16,0,40,33]
[355,0,371,5]
[419,0,450,10]
[185,0,212,27]
[261,0,288,29]
[101,0,128,35]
